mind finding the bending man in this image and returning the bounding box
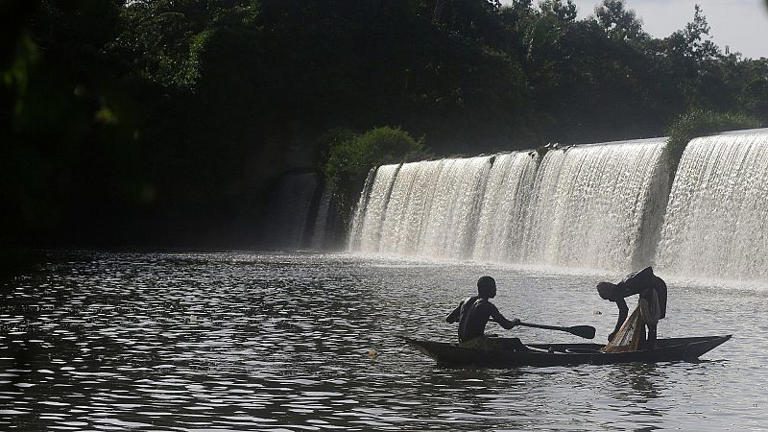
[597,266,667,351]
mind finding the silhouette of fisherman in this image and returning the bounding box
[597,266,667,351]
[446,276,526,351]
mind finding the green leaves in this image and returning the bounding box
[324,126,426,188]
[594,0,643,41]
[322,126,428,229]
[3,0,768,249]
[666,110,762,178]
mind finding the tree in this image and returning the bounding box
[325,126,426,189]
[540,0,576,23]
[1,0,145,248]
[594,0,644,41]
[2,0,767,252]
[665,5,719,62]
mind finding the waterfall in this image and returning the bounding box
[521,139,669,271]
[309,185,333,249]
[353,164,402,252]
[261,172,318,248]
[377,159,446,255]
[396,157,491,258]
[347,167,378,250]
[472,152,539,262]
[344,128,768,279]
[350,157,493,258]
[655,130,768,281]
[347,140,669,272]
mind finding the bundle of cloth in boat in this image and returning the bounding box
[598,267,667,353]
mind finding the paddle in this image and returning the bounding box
[517,321,596,340]
[491,318,596,339]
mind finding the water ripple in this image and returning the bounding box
[0,251,760,430]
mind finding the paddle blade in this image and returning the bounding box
[568,325,596,339]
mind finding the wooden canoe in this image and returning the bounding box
[404,335,731,367]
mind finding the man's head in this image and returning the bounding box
[477,276,497,298]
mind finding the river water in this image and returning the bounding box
[0,251,764,431]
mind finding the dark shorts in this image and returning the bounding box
[459,336,529,352]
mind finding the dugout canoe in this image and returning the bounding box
[404,335,731,367]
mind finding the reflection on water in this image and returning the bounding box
[0,252,764,431]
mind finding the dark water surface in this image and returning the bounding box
[0,252,764,431]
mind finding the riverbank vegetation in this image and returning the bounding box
[2,0,767,254]
[324,127,427,229]
[666,110,762,178]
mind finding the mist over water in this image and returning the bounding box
[261,173,318,248]
[310,186,334,249]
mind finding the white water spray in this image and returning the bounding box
[348,140,669,272]
[521,139,669,271]
[472,152,539,262]
[655,130,768,281]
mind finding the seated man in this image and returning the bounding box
[445,276,524,351]
[597,266,668,351]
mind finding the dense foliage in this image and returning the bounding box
[666,110,762,177]
[1,0,767,251]
[325,127,426,188]
[324,126,427,228]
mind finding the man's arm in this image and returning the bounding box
[446,303,461,323]
[609,298,629,341]
[489,305,521,329]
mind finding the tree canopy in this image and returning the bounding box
[1,0,767,250]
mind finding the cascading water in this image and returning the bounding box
[309,186,333,249]
[347,167,377,251]
[376,159,446,255]
[348,140,669,272]
[655,130,768,281]
[472,152,539,262]
[406,157,491,258]
[349,157,493,258]
[521,139,669,271]
[351,164,401,252]
[261,172,319,248]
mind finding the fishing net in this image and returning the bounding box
[602,306,646,353]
